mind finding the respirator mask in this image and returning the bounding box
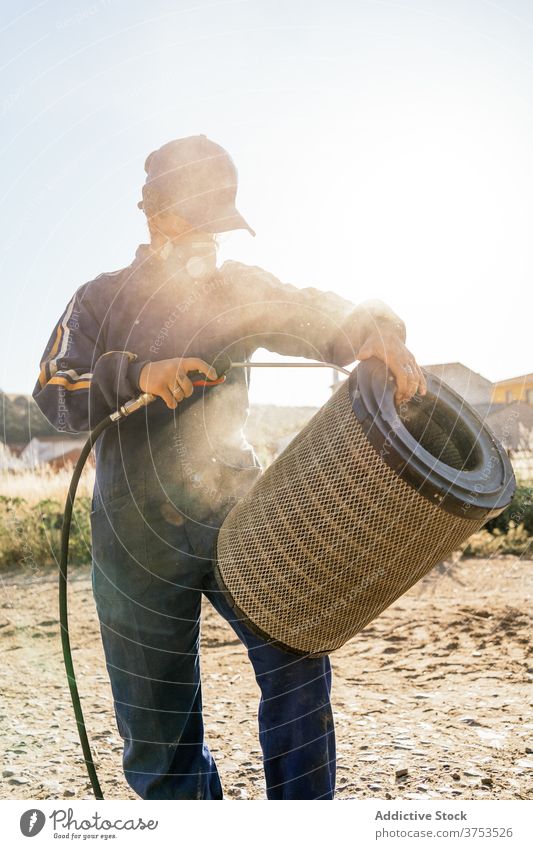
[154,231,218,282]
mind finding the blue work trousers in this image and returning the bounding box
[90,488,336,800]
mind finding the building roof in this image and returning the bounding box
[422,362,492,385]
[492,373,533,385]
[20,436,87,467]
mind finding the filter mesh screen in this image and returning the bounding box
[216,380,485,655]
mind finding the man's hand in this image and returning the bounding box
[357,331,427,405]
[139,357,217,409]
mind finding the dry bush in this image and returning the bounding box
[0,466,94,571]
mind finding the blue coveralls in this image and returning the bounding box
[34,245,399,799]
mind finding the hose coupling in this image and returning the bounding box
[110,392,156,421]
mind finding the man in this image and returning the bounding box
[34,135,426,800]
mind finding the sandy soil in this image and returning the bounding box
[1,556,532,801]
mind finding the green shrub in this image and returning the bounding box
[0,494,92,571]
[484,484,533,536]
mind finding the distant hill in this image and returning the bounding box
[0,391,66,444]
[245,404,318,466]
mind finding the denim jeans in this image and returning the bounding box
[90,485,336,800]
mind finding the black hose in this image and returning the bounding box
[59,414,116,800]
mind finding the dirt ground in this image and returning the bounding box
[1,555,532,801]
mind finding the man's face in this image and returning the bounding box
[150,210,219,280]
[151,212,216,245]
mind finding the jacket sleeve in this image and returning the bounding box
[32,285,146,433]
[222,261,406,366]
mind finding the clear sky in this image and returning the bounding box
[1,0,532,409]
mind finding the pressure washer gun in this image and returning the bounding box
[109,354,349,422]
[109,361,229,420]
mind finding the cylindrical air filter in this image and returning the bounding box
[215,358,515,656]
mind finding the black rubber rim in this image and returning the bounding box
[350,358,515,519]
